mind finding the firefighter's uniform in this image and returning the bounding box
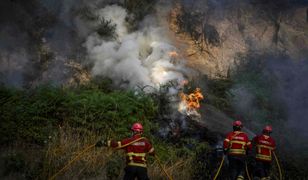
[108,133,154,180]
[224,131,252,180]
[252,134,276,180]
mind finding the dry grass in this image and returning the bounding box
[43,126,117,179]
[148,158,193,180]
[42,126,193,180]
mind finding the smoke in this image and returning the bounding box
[0,23,30,87]
[0,49,30,88]
[264,58,308,137]
[229,55,308,160]
[84,5,190,89]
[82,4,193,137]
[230,56,308,136]
[0,0,86,87]
[229,85,256,117]
[0,0,190,90]
[0,0,193,137]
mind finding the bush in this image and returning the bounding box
[0,84,210,179]
[0,85,157,145]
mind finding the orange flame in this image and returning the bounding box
[179,88,204,115]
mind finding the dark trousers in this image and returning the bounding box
[123,166,149,180]
[255,161,271,179]
[228,156,245,180]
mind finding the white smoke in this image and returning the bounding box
[84,5,189,89]
[96,5,127,39]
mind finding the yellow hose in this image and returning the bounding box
[116,137,145,149]
[273,152,283,180]
[49,137,172,180]
[213,155,225,180]
[155,155,173,180]
[48,144,96,180]
[48,138,145,180]
[245,163,252,180]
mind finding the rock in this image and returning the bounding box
[168,1,308,78]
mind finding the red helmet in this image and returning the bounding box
[233,120,243,127]
[263,125,272,133]
[131,122,143,133]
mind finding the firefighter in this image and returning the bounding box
[96,122,155,180]
[223,120,252,180]
[252,125,276,180]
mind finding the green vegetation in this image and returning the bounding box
[124,0,157,22]
[206,78,233,111]
[1,72,307,179]
[0,83,210,179]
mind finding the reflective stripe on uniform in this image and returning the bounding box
[127,152,146,157]
[229,149,246,154]
[237,175,244,180]
[229,140,247,154]
[256,144,273,159]
[128,162,147,168]
[256,154,272,161]
[127,152,146,162]
[257,144,274,150]
[230,140,246,145]
[224,139,230,142]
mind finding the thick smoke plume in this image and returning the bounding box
[0,0,190,91]
[84,5,190,89]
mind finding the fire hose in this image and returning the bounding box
[245,163,252,180]
[273,151,283,180]
[154,154,173,180]
[214,132,247,180]
[213,156,252,180]
[48,138,172,180]
[48,143,96,180]
[213,155,225,180]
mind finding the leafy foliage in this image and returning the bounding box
[0,85,157,145]
[0,84,210,179]
[124,0,157,29]
[96,18,117,39]
[206,78,233,111]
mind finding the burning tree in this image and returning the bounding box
[178,88,204,118]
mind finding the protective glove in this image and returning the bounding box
[95,139,107,147]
